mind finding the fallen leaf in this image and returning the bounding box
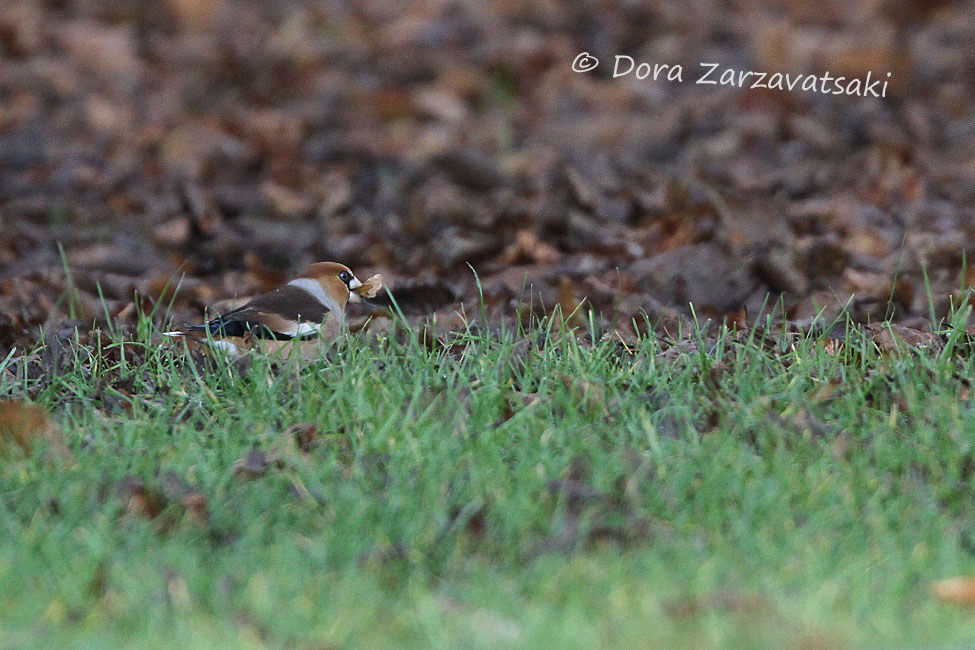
[933,577,975,606]
[160,470,209,528]
[869,324,942,354]
[556,275,584,328]
[353,274,384,300]
[261,181,313,218]
[114,476,165,520]
[233,449,277,479]
[500,230,561,266]
[282,422,318,453]
[0,399,72,459]
[166,0,219,28]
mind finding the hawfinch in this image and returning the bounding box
[164,262,381,355]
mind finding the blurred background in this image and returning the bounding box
[1,0,973,351]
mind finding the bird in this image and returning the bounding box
[163,261,382,356]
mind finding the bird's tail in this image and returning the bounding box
[163,323,212,338]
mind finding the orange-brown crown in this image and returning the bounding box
[296,261,359,310]
[299,261,354,280]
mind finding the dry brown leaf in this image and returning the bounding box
[822,338,843,356]
[160,471,210,529]
[282,422,318,453]
[0,400,72,460]
[844,268,892,299]
[353,274,384,300]
[166,0,219,28]
[233,449,278,479]
[557,275,584,328]
[809,377,843,404]
[115,476,165,520]
[869,324,942,354]
[845,228,890,258]
[501,230,561,266]
[933,577,975,606]
[261,181,313,218]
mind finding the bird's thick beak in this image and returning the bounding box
[348,277,363,290]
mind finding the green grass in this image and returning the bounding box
[3,310,975,648]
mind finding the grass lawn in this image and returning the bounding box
[3,311,975,648]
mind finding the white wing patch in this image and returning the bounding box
[211,339,240,355]
[291,321,321,336]
[287,278,342,314]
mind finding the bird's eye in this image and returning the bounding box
[339,271,351,282]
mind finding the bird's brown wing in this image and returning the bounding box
[188,285,330,340]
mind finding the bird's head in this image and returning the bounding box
[296,261,362,311]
